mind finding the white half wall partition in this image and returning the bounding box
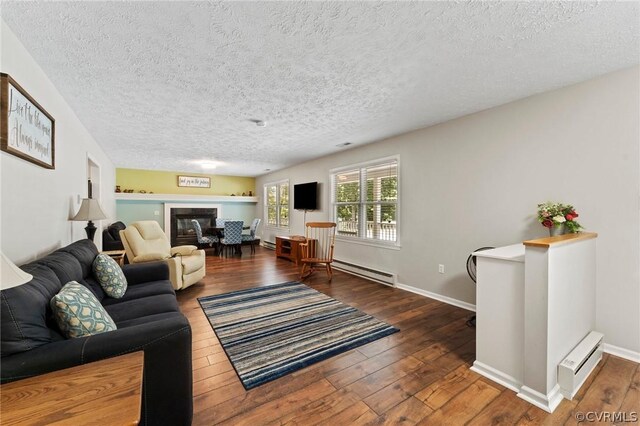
[473,233,599,413]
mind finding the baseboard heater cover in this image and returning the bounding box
[332,259,396,286]
[558,331,604,400]
[263,241,276,250]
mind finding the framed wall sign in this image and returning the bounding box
[0,73,55,169]
[178,175,211,188]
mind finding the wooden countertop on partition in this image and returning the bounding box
[523,232,598,248]
[0,351,144,426]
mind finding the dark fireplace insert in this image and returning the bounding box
[170,207,217,247]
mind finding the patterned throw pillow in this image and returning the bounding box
[50,281,117,338]
[92,253,127,298]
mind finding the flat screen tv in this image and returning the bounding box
[294,182,318,210]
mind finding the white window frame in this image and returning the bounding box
[330,155,400,249]
[264,179,290,229]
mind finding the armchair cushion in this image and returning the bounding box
[1,264,64,357]
[121,262,170,286]
[122,221,171,258]
[50,281,117,339]
[181,252,205,275]
[171,245,198,256]
[101,280,175,307]
[133,252,168,263]
[92,254,127,298]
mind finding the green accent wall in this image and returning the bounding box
[116,168,255,196]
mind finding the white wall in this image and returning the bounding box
[256,66,640,355]
[0,20,116,263]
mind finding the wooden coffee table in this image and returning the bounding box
[0,351,144,425]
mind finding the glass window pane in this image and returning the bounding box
[267,185,277,206]
[279,205,289,227]
[381,176,397,202]
[364,203,396,241]
[336,204,359,237]
[267,206,277,226]
[381,203,397,223]
[366,162,397,202]
[336,170,360,202]
[279,183,289,205]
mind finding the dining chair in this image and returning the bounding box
[299,222,336,281]
[191,219,219,250]
[241,218,261,254]
[220,220,243,256]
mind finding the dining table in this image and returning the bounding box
[205,225,250,256]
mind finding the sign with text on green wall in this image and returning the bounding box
[178,176,211,188]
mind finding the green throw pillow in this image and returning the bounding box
[50,281,117,338]
[93,253,127,298]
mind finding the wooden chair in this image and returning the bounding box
[299,222,336,281]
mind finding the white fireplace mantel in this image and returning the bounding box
[115,193,257,203]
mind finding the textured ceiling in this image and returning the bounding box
[1,1,638,176]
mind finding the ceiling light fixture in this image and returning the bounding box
[249,119,267,127]
[191,160,220,170]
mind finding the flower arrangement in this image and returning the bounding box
[537,202,582,234]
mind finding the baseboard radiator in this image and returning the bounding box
[558,331,604,399]
[262,241,276,250]
[332,259,396,286]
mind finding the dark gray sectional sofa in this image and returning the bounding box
[0,239,193,425]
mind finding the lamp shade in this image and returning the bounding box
[1,252,33,290]
[72,198,107,221]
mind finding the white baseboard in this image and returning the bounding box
[261,241,276,250]
[396,282,476,312]
[471,361,521,392]
[603,343,640,363]
[517,384,563,413]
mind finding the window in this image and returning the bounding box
[265,180,289,228]
[331,157,398,244]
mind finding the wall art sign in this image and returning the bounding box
[0,73,55,169]
[178,175,211,188]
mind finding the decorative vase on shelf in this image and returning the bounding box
[549,224,566,237]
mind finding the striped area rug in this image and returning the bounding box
[198,281,399,389]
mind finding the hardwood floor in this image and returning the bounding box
[177,246,640,425]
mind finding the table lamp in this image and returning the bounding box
[1,252,33,290]
[71,198,107,241]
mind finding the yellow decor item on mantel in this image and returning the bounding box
[116,168,255,196]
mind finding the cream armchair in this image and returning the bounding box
[120,221,205,290]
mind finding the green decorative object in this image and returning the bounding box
[93,253,127,298]
[537,201,582,234]
[50,281,117,338]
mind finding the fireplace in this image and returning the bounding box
[170,207,217,246]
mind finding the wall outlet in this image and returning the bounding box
[438,264,445,274]
[154,210,160,216]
